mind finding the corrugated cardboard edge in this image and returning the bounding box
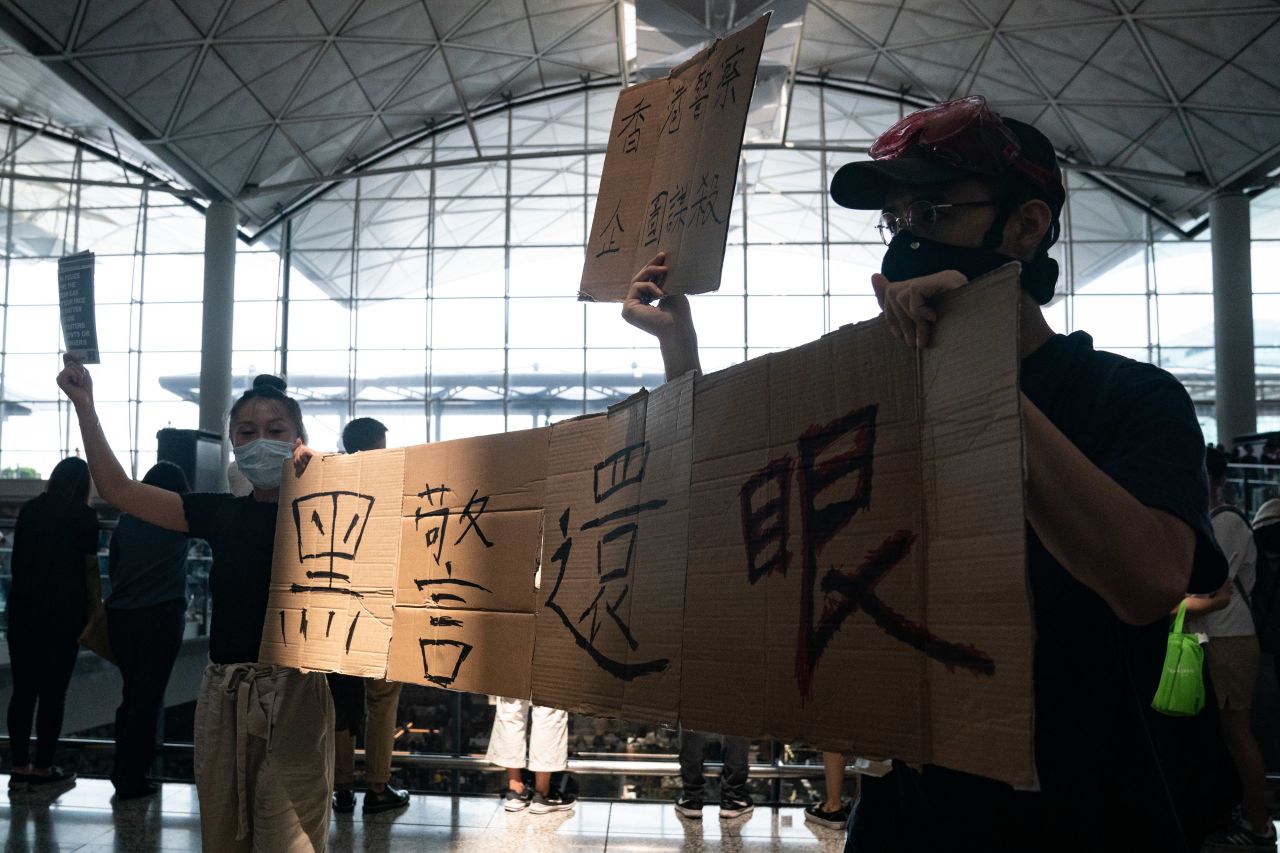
[919,263,1034,789]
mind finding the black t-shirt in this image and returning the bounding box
[852,331,1228,853]
[182,492,279,665]
[8,493,99,635]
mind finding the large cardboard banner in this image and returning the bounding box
[261,267,1033,786]
[578,14,770,301]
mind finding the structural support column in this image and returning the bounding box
[199,200,237,486]
[1211,191,1256,448]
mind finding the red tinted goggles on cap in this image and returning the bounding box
[870,96,1056,196]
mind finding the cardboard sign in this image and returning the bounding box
[387,429,549,699]
[57,251,99,363]
[260,266,1032,787]
[578,14,770,302]
[260,449,404,677]
[680,264,1030,785]
[532,375,694,723]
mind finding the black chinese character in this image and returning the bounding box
[595,201,625,258]
[715,46,744,109]
[617,99,650,154]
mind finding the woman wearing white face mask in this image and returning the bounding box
[56,362,334,852]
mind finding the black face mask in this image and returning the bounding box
[880,231,1059,305]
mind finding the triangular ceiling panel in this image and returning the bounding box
[79,0,201,51]
[450,3,535,53]
[281,115,369,163]
[1187,63,1280,121]
[1187,112,1259,186]
[286,48,373,117]
[171,0,223,34]
[885,4,986,46]
[967,40,1049,101]
[529,4,610,55]
[172,125,270,192]
[1058,59,1166,106]
[999,0,1111,27]
[335,43,428,108]
[965,0,1016,23]
[890,34,990,99]
[75,0,147,48]
[172,52,272,137]
[805,0,898,48]
[344,0,434,39]
[82,47,196,132]
[1234,21,1280,92]
[1084,23,1168,101]
[218,0,326,38]
[1066,104,1169,163]
[1060,105,1158,166]
[308,0,359,33]
[384,52,460,115]
[12,0,77,45]
[1004,24,1118,96]
[218,41,321,116]
[79,44,192,102]
[247,127,314,187]
[1137,24,1228,101]
[1140,113,1200,175]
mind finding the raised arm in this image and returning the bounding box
[56,355,189,532]
[621,251,701,381]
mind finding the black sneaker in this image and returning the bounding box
[26,767,75,788]
[503,787,531,812]
[7,771,30,791]
[332,788,356,814]
[363,784,410,815]
[719,796,754,819]
[1202,816,1278,851]
[804,800,850,830]
[675,795,704,819]
[114,782,159,801]
[528,790,575,814]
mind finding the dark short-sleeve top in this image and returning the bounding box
[854,331,1228,852]
[8,493,99,635]
[106,513,190,610]
[182,492,278,665]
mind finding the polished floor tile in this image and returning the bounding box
[0,775,840,852]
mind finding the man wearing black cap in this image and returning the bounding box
[622,97,1231,852]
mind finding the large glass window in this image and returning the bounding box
[2,83,1278,790]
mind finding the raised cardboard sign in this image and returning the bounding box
[578,14,769,302]
[260,266,1032,786]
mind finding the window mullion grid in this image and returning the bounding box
[0,125,16,472]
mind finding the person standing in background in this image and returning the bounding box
[6,456,100,790]
[105,460,191,800]
[329,417,411,816]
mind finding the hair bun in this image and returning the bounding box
[251,374,287,393]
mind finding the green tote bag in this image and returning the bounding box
[1151,599,1205,717]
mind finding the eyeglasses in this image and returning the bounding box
[876,199,998,244]
[870,95,1056,197]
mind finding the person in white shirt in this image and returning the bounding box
[1182,446,1272,850]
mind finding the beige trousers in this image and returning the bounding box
[195,663,334,853]
[333,678,402,786]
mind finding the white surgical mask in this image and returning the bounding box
[231,438,294,490]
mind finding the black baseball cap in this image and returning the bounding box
[830,103,1065,216]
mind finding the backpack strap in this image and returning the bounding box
[1211,504,1250,525]
[1234,574,1253,610]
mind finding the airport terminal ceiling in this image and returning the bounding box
[0,1,1275,242]
[0,1,1276,471]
